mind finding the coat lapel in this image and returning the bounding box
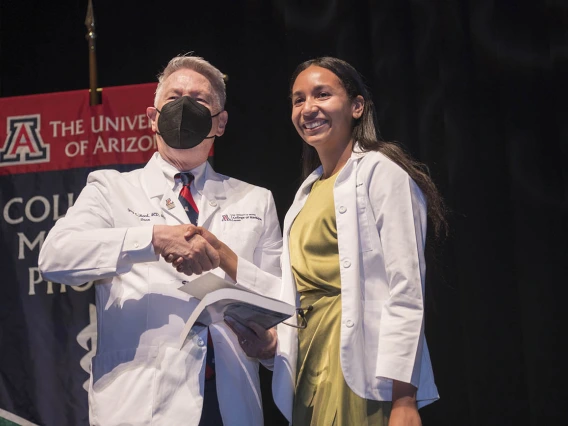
[282,167,322,238]
[140,153,189,225]
[196,162,224,229]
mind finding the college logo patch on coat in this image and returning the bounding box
[221,213,261,222]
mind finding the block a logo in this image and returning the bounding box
[0,114,50,166]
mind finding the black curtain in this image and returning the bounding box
[1,1,566,425]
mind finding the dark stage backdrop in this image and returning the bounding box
[1,1,566,425]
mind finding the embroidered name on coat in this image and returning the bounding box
[127,208,164,221]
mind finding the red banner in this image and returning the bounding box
[0,83,158,175]
[0,83,159,425]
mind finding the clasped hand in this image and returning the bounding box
[153,224,219,275]
[224,316,277,359]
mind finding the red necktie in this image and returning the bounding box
[177,172,199,225]
[176,172,215,380]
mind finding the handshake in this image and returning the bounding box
[152,224,236,278]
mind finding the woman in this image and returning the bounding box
[270,57,447,426]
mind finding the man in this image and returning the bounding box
[38,54,281,426]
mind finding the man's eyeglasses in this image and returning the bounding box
[282,305,313,329]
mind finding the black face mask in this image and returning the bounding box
[156,96,222,149]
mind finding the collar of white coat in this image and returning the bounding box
[143,152,227,201]
[297,143,365,197]
[283,144,365,235]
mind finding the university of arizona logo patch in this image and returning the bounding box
[0,114,50,166]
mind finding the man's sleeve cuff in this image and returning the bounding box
[123,227,159,263]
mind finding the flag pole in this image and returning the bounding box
[85,0,100,106]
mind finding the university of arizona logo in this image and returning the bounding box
[0,114,50,166]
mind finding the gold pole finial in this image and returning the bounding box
[85,0,100,106]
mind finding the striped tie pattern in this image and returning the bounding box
[177,172,199,225]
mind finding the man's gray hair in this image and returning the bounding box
[154,53,226,109]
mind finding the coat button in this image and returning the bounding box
[345,319,354,328]
[209,200,217,207]
[338,205,347,214]
[134,242,139,248]
[197,338,205,347]
[342,259,351,268]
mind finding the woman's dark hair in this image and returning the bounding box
[290,57,448,239]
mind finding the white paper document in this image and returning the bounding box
[178,272,295,349]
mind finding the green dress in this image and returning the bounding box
[289,173,391,426]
